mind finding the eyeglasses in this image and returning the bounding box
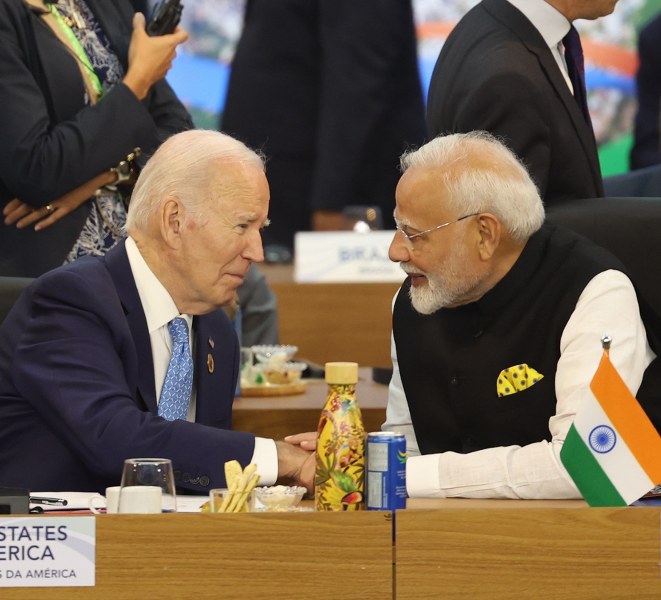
[395,213,480,249]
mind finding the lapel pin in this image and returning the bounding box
[207,353,215,374]
[208,336,215,349]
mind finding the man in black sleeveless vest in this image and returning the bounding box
[383,131,661,499]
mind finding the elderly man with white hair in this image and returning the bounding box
[0,129,314,494]
[383,131,661,499]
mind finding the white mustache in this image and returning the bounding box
[401,264,426,277]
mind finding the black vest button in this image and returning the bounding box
[450,376,460,386]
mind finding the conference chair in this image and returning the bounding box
[546,197,661,314]
[603,164,661,197]
[547,196,661,430]
[0,276,32,324]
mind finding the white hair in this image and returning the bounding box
[399,131,545,242]
[126,129,265,232]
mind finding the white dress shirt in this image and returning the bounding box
[506,0,575,93]
[383,270,656,499]
[125,237,278,484]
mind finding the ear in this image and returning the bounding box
[160,196,184,248]
[475,213,501,261]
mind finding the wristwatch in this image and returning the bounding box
[109,147,142,188]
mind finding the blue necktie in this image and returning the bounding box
[563,25,590,123]
[158,317,193,421]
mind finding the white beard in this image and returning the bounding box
[408,275,455,314]
[404,246,485,314]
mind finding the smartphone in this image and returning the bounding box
[147,0,183,36]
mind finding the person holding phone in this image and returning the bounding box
[0,0,192,276]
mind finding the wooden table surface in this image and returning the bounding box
[2,512,393,600]
[396,503,661,600]
[4,499,661,599]
[232,368,388,439]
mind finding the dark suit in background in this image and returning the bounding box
[0,242,254,492]
[630,12,661,170]
[0,0,192,276]
[426,0,604,203]
[220,0,426,250]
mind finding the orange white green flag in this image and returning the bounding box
[560,342,661,506]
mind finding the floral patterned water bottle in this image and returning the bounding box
[315,362,365,511]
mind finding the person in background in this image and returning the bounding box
[220,0,426,257]
[223,263,280,351]
[630,11,661,170]
[0,0,192,276]
[0,0,280,348]
[378,130,661,499]
[237,264,279,347]
[0,129,314,494]
[426,0,618,204]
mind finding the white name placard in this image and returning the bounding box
[294,231,406,283]
[0,517,95,587]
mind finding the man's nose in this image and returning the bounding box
[389,230,411,263]
[245,229,265,263]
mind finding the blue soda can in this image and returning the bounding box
[366,431,407,510]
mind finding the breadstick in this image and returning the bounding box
[234,472,261,512]
[220,460,243,512]
[227,463,257,512]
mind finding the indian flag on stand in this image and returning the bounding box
[560,339,661,506]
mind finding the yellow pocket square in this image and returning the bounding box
[496,364,544,397]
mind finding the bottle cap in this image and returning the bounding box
[325,362,359,384]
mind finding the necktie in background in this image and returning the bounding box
[158,317,193,421]
[562,25,591,123]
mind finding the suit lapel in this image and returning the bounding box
[194,315,218,423]
[483,0,603,194]
[530,48,604,197]
[104,241,157,413]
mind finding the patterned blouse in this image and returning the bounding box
[55,0,129,263]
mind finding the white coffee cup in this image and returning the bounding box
[88,485,121,514]
[117,485,163,514]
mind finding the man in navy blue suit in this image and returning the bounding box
[0,129,314,494]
